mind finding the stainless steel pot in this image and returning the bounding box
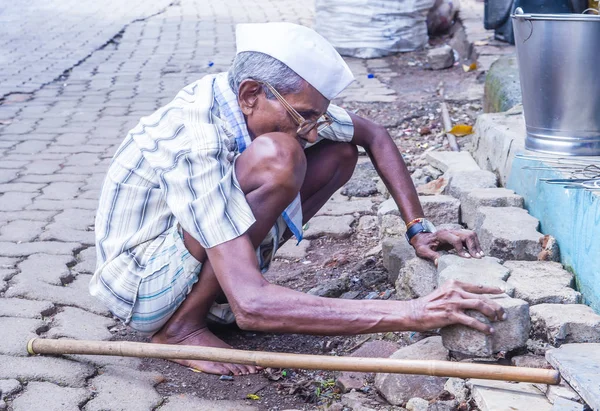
[512,9,600,155]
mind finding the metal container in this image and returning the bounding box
[512,9,600,155]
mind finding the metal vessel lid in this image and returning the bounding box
[512,7,600,21]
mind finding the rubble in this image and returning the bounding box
[530,304,600,346]
[395,257,437,299]
[426,45,455,70]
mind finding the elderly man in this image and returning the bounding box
[91,23,504,376]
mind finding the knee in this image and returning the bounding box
[249,133,307,193]
[338,142,359,170]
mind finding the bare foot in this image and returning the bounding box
[151,327,260,375]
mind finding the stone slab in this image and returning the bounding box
[0,355,95,387]
[315,198,373,216]
[0,379,21,402]
[530,304,600,346]
[0,317,46,356]
[336,340,400,393]
[444,170,497,202]
[159,395,258,411]
[395,257,437,300]
[468,379,552,411]
[461,188,523,229]
[11,381,91,411]
[441,294,530,357]
[419,195,460,226]
[425,151,481,173]
[375,337,449,406]
[474,207,543,261]
[551,397,584,411]
[437,255,513,296]
[546,343,600,411]
[382,237,416,284]
[275,240,310,261]
[303,215,355,239]
[47,307,115,341]
[85,366,163,411]
[505,261,581,305]
[0,298,54,319]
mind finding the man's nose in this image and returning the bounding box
[299,127,318,144]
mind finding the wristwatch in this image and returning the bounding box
[405,218,437,243]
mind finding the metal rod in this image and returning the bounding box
[27,338,561,385]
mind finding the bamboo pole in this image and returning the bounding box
[27,338,560,385]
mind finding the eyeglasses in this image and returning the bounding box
[260,81,333,137]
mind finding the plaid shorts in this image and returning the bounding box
[128,218,286,334]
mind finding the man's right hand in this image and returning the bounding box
[408,280,506,334]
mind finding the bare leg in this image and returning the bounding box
[152,137,357,375]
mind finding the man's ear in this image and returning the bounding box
[238,80,262,115]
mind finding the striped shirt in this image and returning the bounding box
[90,72,354,320]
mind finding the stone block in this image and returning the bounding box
[437,255,513,296]
[0,379,21,405]
[375,337,449,405]
[0,192,36,211]
[307,278,348,298]
[11,381,91,411]
[530,304,600,346]
[511,354,551,369]
[536,380,583,405]
[484,55,522,113]
[444,378,468,403]
[158,396,258,411]
[275,240,310,261]
[505,261,581,305]
[0,298,54,319]
[0,355,95,387]
[440,294,530,357]
[17,253,74,286]
[551,398,584,411]
[406,398,429,411]
[72,247,96,274]
[461,188,524,229]
[379,214,406,238]
[315,198,373,216]
[357,215,378,232]
[546,343,600,410]
[419,195,460,226]
[0,220,46,242]
[0,317,46,356]
[47,307,115,341]
[85,366,163,411]
[336,340,400,393]
[38,226,95,244]
[444,170,497,202]
[426,45,454,70]
[474,207,543,261]
[382,237,416,283]
[395,257,437,299]
[303,215,354,239]
[425,151,480,173]
[468,379,552,411]
[378,198,400,219]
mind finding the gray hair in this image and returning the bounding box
[228,52,305,99]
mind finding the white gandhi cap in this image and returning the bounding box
[235,22,355,101]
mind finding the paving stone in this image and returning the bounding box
[47,307,115,341]
[444,170,497,202]
[0,183,46,193]
[395,257,437,299]
[39,225,95,244]
[316,198,373,216]
[406,397,429,411]
[0,298,54,319]
[0,170,18,184]
[11,140,48,154]
[511,354,551,369]
[419,195,460,226]
[37,182,83,201]
[530,304,600,346]
[441,294,530,357]
[17,253,74,286]
[17,174,87,183]
[11,381,91,411]
[341,162,379,197]
[436,254,512,294]
[0,355,95,387]
[379,214,406,238]
[6,273,111,316]
[336,340,400,393]
[425,152,481,173]
[0,210,56,223]
[72,246,96,274]
[0,317,46,356]
[357,215,378,232]
[467,379,552,411]
[275,240,310,261]
[0,192,36,211]
[474,207,543,261]
[546,343,600,410]
[304,215,355,239]
[26,199,98,211]
[51,209,96,231]
[504,261,581,305]
[461,188,524,229]
[382,237,416,283]
[0,241,80,257]
[85,366,163,411]
[551,397,584,411]
[0,379,21,403]
[375,337,449,405]
[159,395,258,411]
[0,220,46,242]
[535,380,583,405]
[426,45,455,70]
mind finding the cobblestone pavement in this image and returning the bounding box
[0,0,502,409]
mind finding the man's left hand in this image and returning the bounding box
[410,229,484,265]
